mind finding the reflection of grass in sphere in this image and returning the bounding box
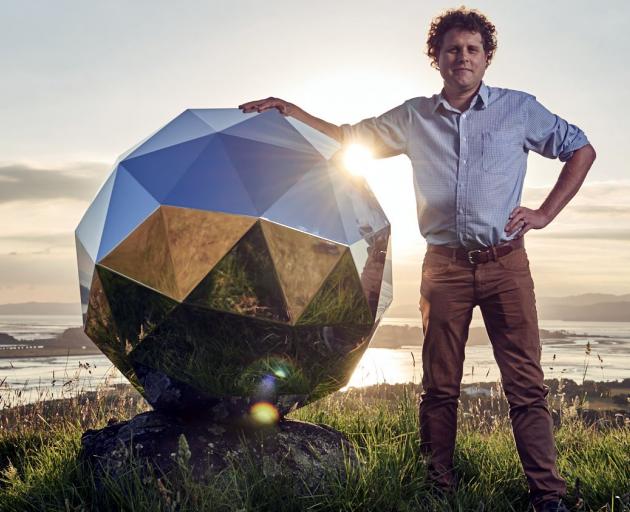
[237,356,310,396]
[129,308,374,405]
[297,251,372,326]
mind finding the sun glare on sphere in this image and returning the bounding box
[343,144,374,176]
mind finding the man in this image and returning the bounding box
[239,7,595,512]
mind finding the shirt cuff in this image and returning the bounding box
[559,132,590,162]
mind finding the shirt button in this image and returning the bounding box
[462,159,466,164]
[462,114,467,119]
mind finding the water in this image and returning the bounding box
[0,314,122,404]
[1,315,629,405]
[0,354,128,406]
[345,318,630,389]
[0,314,82,341]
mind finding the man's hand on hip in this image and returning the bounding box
[504,207,551,238]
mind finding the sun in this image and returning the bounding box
[342,144,374,176]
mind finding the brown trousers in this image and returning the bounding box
[418,245,566,508]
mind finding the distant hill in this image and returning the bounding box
[538,302,630,322]
[386,294,630,322]
[538,293,630,308]
[0,332,19,345]
[0,302,81,316]
[1,293,628,322]
[537,294,630,321]
[371,325,493,348]
[0,327,99,358]
[370,325,574,349]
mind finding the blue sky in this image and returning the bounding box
[1,0,628,305]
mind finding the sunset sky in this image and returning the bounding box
[1,0,628,310]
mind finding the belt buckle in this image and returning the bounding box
[467,249,482,264]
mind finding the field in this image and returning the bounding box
[0,379,628,512]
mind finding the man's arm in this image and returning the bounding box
[239,97,342,142]
[505,144,597,238]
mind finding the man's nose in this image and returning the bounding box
[457,51,470,63]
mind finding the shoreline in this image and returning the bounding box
[0,346,102,359]
[1,378,628,422]
[0,323,624,357]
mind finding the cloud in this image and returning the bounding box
[522,180,630,207]
[0,162,109,203]
[567,205,630,215]
[0,233,75,255]
[519,180,630,240]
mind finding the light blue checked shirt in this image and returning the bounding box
[339,83,589,249]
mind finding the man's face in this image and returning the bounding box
[437,28,488,93]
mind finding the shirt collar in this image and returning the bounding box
[433,82,489,113]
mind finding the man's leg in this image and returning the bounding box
[477,248,566,510]
[419,250,475,489]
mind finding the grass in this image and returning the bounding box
[0,377,628,512]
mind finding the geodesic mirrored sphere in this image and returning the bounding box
[75,109,392,415]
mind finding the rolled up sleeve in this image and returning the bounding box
[524,97,589,162]
[339,102,410,158]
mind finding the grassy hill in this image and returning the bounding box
[0,382,627,511]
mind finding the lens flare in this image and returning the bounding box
[272,366,288,379]
[250,401,280,425]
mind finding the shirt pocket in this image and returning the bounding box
[482,131,523,174]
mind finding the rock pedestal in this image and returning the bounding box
[80,411,356,493]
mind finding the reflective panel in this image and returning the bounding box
[223,110,322,157]
[185,221,290,322]
[163,137,258,216]
[161,206,256,300]
[121,135,212,202]
[296,249,372,326]
[260,219,344,323]
[375,235,393,323]
[327,164,389,245]
[261,162,347,244]
[305,323,374,401]
[97,165,160,261]
[75,235,94,316]
[85,271,140,388]
[220,133,322,215]
[97,265,179,351]
[75,170,116,262]
[126,110,216,160]
[190,108,252,132]
[349,225,391,321]
[286,117,341,159]
[99,209,179,300]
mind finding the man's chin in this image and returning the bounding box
[449,77,481,91]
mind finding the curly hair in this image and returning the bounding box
[426,7,497,69]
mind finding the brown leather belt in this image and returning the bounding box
[427,238,524,265]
